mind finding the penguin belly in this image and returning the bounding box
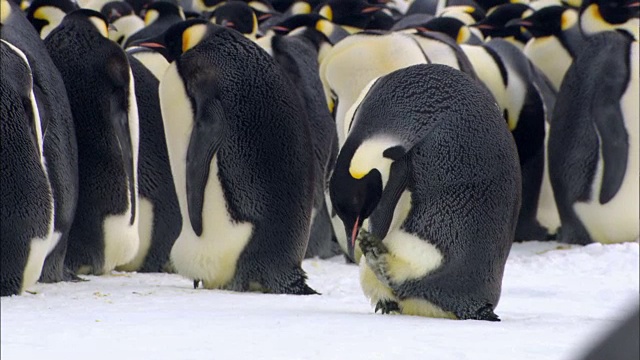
[536,121,561,234]
[524,36,572,91]
[169,156,254,289]
[573,42,639,244]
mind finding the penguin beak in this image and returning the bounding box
[505,19,532,28]
[258,13,273,21]
[626,2,639,8]
[361,6,380,14]
[271,25,289,32]
[347,215,362,261]
[470,23,494,30]
[108,23,118,32]
[138,42,165,49]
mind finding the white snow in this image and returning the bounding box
[2,241,638,360]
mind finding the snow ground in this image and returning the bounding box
[1,241,638,360]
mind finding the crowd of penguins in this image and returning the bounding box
[1,0,638,322]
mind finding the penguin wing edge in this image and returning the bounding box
[186,97,226,237]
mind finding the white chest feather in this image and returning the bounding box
[462,45,507,111]
[110,15,145,46]
[524,36,572,91]
[537,121,561,233]
[129,50,170,82]
[160,63,254,288]
[574,41,639,243]
[409,34,462,70]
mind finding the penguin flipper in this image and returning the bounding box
[107,55,137,225]
[186,98,226,237]
[593,91,628,205]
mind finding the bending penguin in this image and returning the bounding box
[45,9,140,274]
[330,64,521,319]
[548,2,639,245]
[0,39,54,296]
[159,20,317,294]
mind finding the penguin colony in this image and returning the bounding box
[1,0,637,321]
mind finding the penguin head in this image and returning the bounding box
[330,135,407,259]
[421,16,475,44]
[316,0,385,32]
[143,1,185,26]
[25,0,78,38]
[209,1,258,38]
[580,0,639,38]
[438,5,487,25]
[100,1,135,23]
[475,0,530,13]
[194,0,225,13]
[269,12,323,34]
[59,8,112,38]
[471,3,532,38]
[154,19,226,62]
[506,5,578,37]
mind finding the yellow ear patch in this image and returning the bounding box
[1,0,11,23]
[587,3,603,22]
[319,5,333,21]
[251,12,258,34]
[561,9,578,31]
[20,0,29,10]
[349,169,367,179]
[248,1,269,13]
[522,9,534,18]
[90,16,108,38]
[144,9,159,25]
[564,0,582,8]
[182,23,207,53]
[33,7,47,20]
[316,18,334,36]
[291,1,311,15]
[457,26,471,44]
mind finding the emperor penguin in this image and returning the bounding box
[548,31,639,244]
[266,31,342,259]
[329,64,521,319]
[124,1,185,48]
[101,1,145,47]
[406,0,483,16]
[116,53,182,273]
[25,0,79,39]
[159,20,317,294]
[0,39,54,296]
[2,0,80,283]
[45,9,140,274]
[507,5,586,91]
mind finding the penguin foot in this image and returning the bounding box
[470,304,500,322]
[193,279,202,289]
[375,300,401,315]
[64,268,87,282]
[358,229,394,287]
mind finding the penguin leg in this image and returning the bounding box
[357,229,394,288]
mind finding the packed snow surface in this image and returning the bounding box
[2,241,638,360]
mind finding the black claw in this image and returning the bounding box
[193,280,201,289]
[375,300,400,314]
[476,304,500,322]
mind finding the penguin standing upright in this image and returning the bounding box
[116,53,182,273]
[159,20,317,294]
[549,18,638,244]
[0,39,54,296]
[267,30,341,259]
[2,0,79,283]
[45,9,140,274]
[471,3,532,49]
[330,64,520,319]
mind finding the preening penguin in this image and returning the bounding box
[330,64,521,319]
[116,54,182,273]
[2,0,79,283]
[45,9,140,274]
[0,40,54,296]
[159,20,317,294]
[548,30,639,245]
[101,1,145,47]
